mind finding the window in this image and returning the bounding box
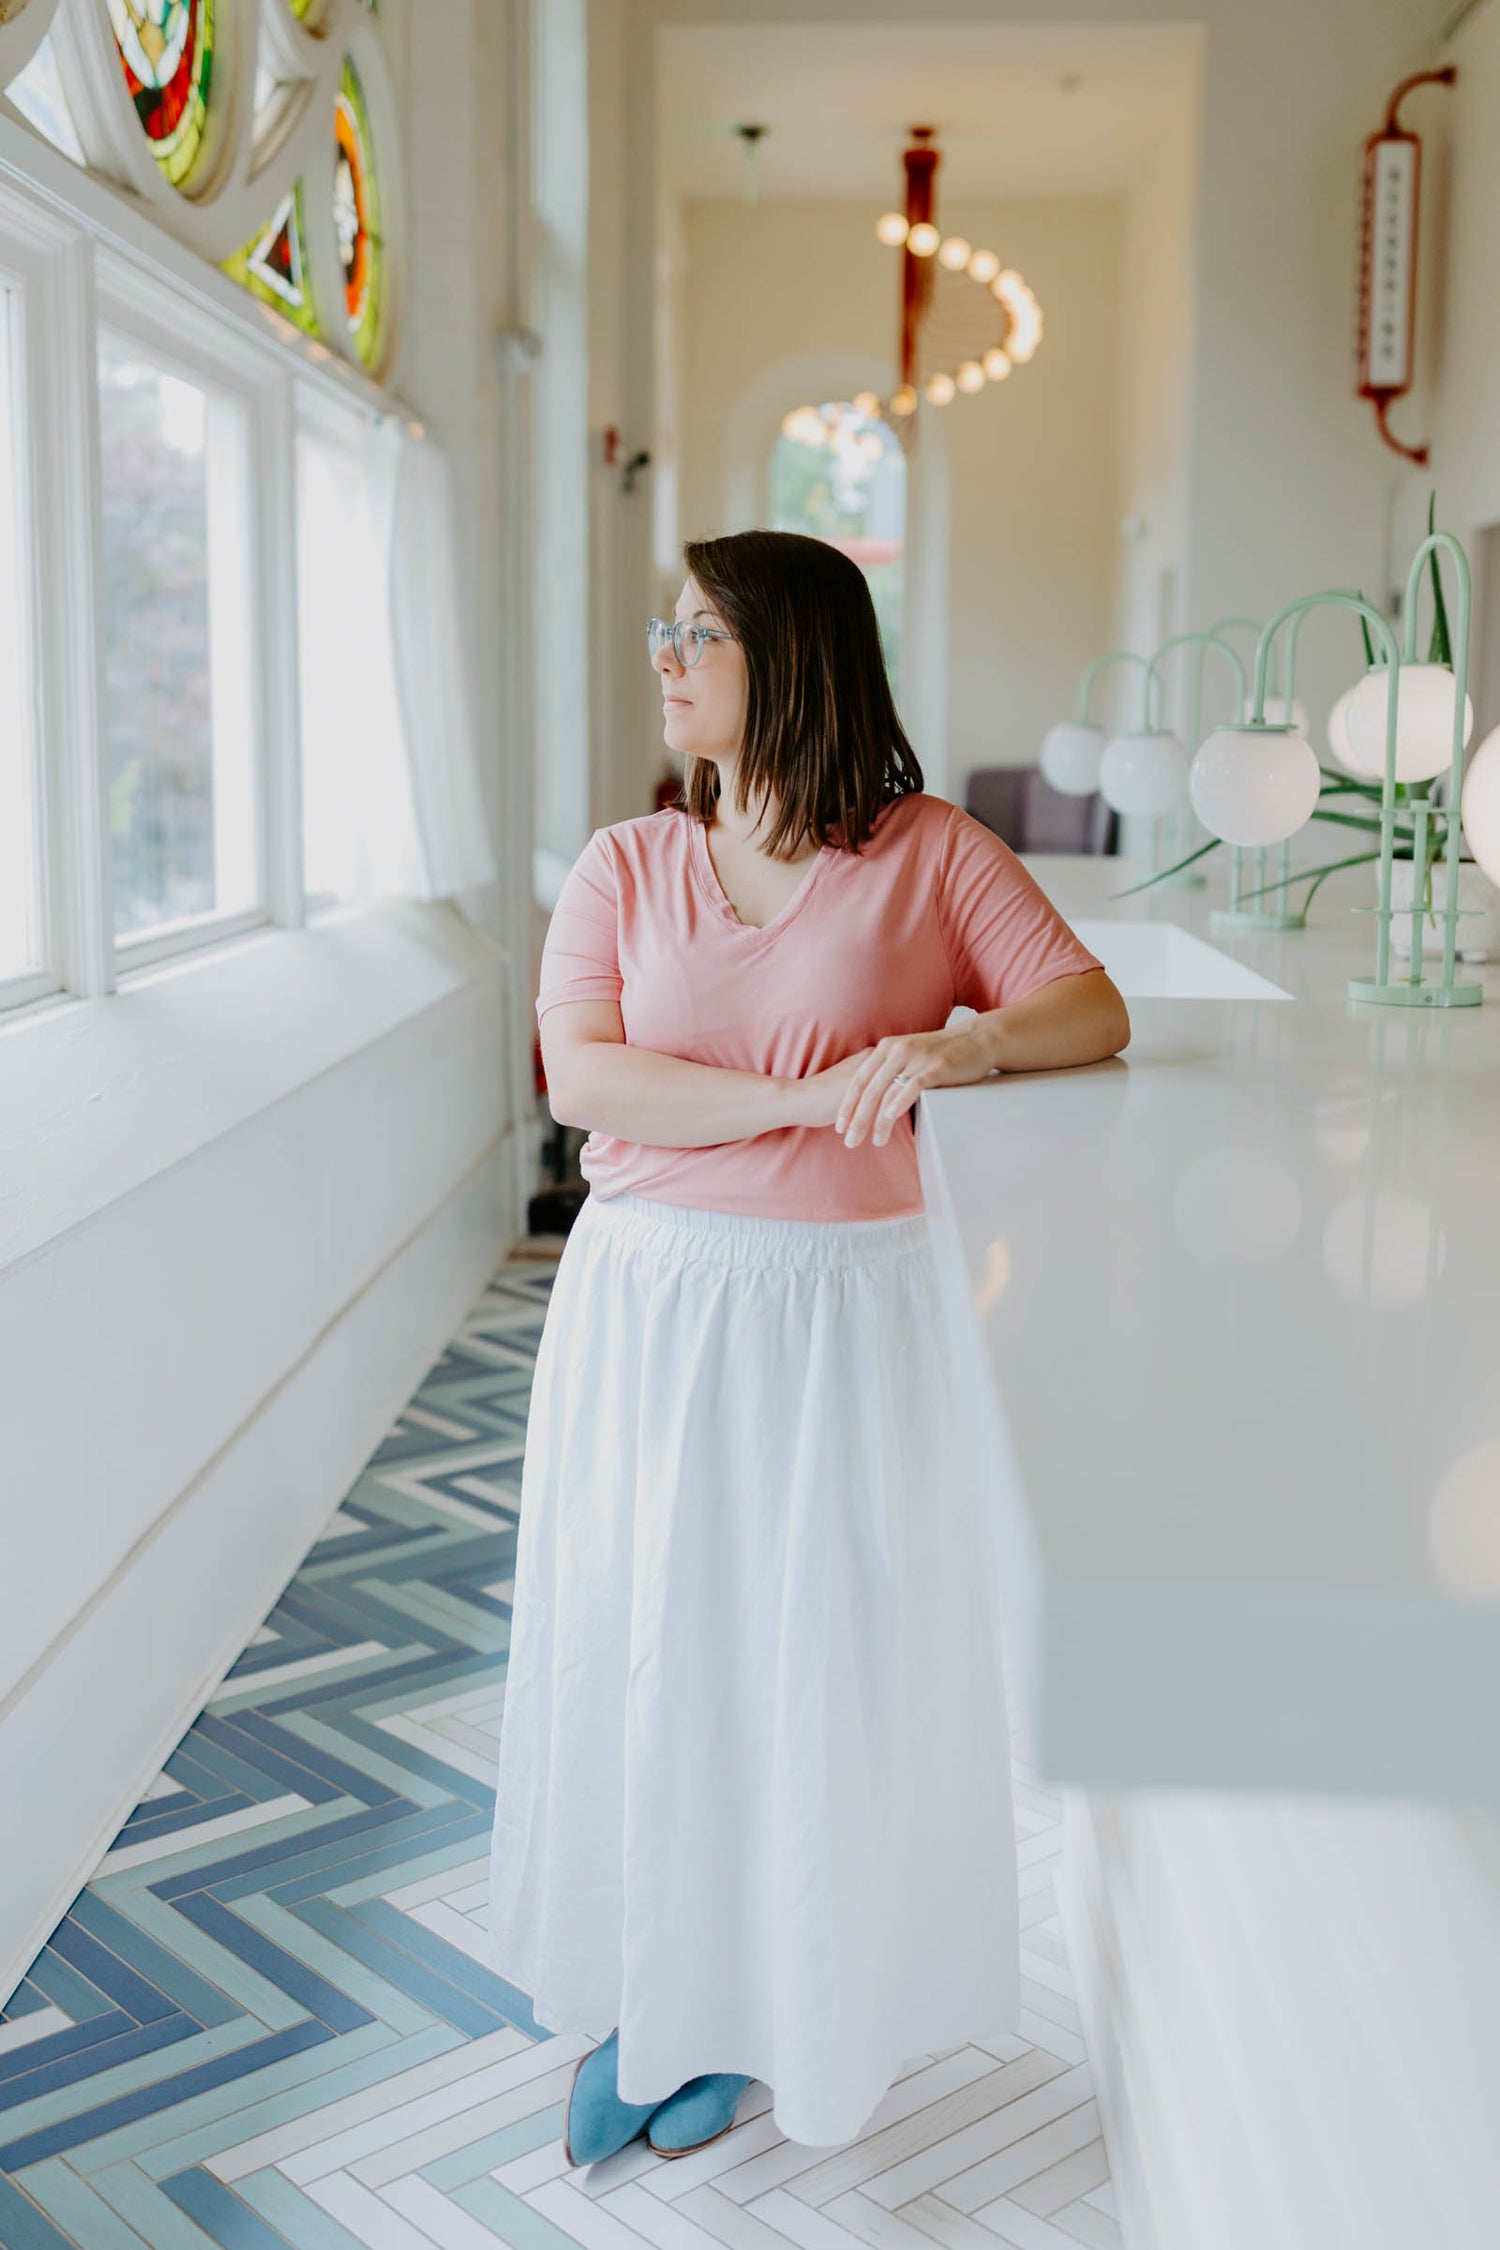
[98,332,260,948]
[223,186,320,341]
[0,6,412,1018]
[770,401,907,699]
[334,57,387,373]
[0,279,45,998]
[106,0,216,190]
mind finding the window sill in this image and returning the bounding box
[0,898,502,1276]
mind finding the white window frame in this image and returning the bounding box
[0,112,413,1020]
[0,253,53,1010]
[95,249,293,976]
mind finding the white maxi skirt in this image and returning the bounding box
[487,1188,1021,2149]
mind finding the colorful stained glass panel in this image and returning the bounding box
[107,0,215,189]
[333,56,384,370]
[222,184,319,337]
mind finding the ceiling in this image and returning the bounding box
[656,23,1203,202]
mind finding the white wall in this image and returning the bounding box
[1109,77,1201,692]
[674,195,1124,806]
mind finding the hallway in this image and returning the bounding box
[0,1256,1110,2250]
[8,0,1500,2236]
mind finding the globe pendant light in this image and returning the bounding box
[1327,677,1371,774]
[1189,722,1321,849]
[1342,661,1474,782]
[1098,728,1190,819]
[1461,724,1500,888]
[1040,721,1105,796]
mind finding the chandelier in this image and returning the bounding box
[781,126,1043,454]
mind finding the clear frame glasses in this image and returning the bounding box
[646,616,735,668]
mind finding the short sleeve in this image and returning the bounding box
[536,829,623,1024]
[936,806,1103,1012]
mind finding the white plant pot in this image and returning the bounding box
[1380,856,1500,962]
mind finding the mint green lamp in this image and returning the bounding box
[1038,651,1159,799]
[1342,533,1480,1007]
[1100,631,1247,884]
[1189,557,1482,1006]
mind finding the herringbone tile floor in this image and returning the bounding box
[0,1246,1118,2249]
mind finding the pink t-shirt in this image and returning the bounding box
[536,791,1103,1221]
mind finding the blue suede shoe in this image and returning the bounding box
[646,2072,754,2157]
[563,2029,667,2167]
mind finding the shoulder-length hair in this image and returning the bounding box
[676,529,923,856]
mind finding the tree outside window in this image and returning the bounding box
[769,402,906,702]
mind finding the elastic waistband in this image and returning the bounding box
[580,1190,931,1272]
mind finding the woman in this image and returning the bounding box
[488,529,1129,2165]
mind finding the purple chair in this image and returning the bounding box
[963,767,1116,856]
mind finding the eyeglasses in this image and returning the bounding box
[646,617,736,668]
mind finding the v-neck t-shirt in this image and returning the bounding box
[534,790,1104,1221]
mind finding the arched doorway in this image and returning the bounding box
[769,401,906,699]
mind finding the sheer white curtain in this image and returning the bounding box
[297,406,496,908]
[388,426,498,900]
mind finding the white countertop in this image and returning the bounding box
[917,852,1500,1804]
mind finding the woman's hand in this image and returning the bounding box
[790,1046,878,1132]
[834,971,1130,1147]
[832,1024,993,1149]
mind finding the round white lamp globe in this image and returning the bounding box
[1098,729,1190,819]
[1039,721,1105,797]
[1189,723,1322,848]
[876,212,910,247]
[955,360,986,393]
[923,371,956,404]
[938,235,972,270]
[1460,723,1500,888]
[1326,678,1368,775]
[1342,662,1474,783]
[906,222,940,257]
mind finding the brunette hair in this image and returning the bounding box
[676,529,923,856]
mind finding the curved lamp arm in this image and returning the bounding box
[1207,614,1283,697]
[1074,649,1159,728]
[1141,631,1248,737]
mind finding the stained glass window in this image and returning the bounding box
[107,0,215,190]
[334,56,384,371]
[222,185,319,338]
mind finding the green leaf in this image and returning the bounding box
[1317,768,1383,801]
[1108,837,1221,898]
[1427,491,1453,668]
[1302,852,1383,913]
[1235,848,1381,904]
[1309,807,1391,836]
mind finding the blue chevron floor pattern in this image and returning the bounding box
[0,1246,1113,2249]
[0,1253,572,2249]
